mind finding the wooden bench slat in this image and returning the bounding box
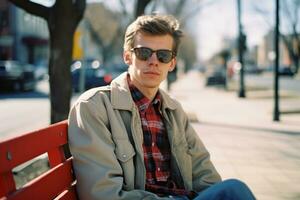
[5,158,75,200]
[0,121,68,172]
[54,184,77,200]
[0,120,77,200]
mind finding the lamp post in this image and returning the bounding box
[237,0,246,98]
[273,0,280,121]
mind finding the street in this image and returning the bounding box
[0,83,49,139]
[243,73,300,94]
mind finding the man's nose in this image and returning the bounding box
[147,52,159,64]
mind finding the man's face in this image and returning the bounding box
[123,32,176,92]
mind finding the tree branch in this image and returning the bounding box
[251,3,273,28]
[180,0,215,27]
[149,0,159,14]
[73,0,86,22]
[8,0,50,20]
[118,0,129,17]
[174,0,186,17]
[135,0,152,17]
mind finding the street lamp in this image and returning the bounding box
[273,0,280,121]
[237,0,246,98]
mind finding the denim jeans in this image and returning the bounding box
[172,179,256,200]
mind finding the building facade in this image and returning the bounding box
[257,30,291,68]
[0,0,49,64]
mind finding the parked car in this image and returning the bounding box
[0,60,36,91]
[106,62,128,79]
[278,66,295,76]
[205,67,226,86]
[244,65,263,74]
[33,59,48,80]
[265,65,295,76]
[71,60,113,92]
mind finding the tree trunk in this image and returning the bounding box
[48,28,73,123]
[135,0,151,17]
[47,1,84,123]
[8,0,85,124]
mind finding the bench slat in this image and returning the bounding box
[5,158,76,200]
[54,184,77,200]
[0,121,77,200]
[0,121,68,172]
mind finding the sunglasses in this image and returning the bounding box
[131,47,175,63]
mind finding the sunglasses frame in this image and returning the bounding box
[131,47,175,63]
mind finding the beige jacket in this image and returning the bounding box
[68,72,221,200]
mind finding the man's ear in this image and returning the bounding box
[123,51,132,65]
[168,57,177,72]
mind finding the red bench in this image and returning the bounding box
[0,120,78,200]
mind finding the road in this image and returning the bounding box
[236,73,300,94]
[0,81,50,140]
[0,79,83,140]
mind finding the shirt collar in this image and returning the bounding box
[127,74,162,112]
[109,72,177,111]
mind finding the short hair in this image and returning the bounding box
[124,14,183,55]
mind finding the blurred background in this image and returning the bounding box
[1,0,299,93]
[0,0,300,199]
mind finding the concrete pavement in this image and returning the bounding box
[169,71,300,200]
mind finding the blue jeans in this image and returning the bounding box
[173,179,256,200]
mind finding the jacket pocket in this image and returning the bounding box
[115,139,136,190]
[115,139,136,162]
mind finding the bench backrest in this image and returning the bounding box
[0,120,77,200]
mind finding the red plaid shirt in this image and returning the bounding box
[128,76,193,197]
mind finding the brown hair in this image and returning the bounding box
[124,14,183,55]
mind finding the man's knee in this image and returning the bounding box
[222,179,255,199]
[223,179,248,190]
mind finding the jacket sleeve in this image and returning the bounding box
[181,106,222,191]
[68,96,171,200]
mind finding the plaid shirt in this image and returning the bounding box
[127,76,193,197]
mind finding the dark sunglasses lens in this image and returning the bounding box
[134,48,152,61]
[157,50,173,63]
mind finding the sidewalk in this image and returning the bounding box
[169,71,300,200]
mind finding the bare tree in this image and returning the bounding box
[135,0,152,17]
[253,1,300,74]
[84,0,152,65]
[160,0,217,71]
[281,0,300,73]
[8,0,86,123]
[85,3,121,65]
[161,0,215,28]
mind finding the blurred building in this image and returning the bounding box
[0,0,49,63]
[257,30,291,68]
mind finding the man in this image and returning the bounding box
[68,14,255,200]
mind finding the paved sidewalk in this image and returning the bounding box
[169,71,300,200]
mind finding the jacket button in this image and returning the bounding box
[122,154,127,158]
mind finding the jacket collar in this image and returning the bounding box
[110,72,177,111]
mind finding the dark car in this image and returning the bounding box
[279,66,295,76]
[206,69,226,86]
[71,60,113,92]
[106,62,128,79]
[0,60,36,91]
